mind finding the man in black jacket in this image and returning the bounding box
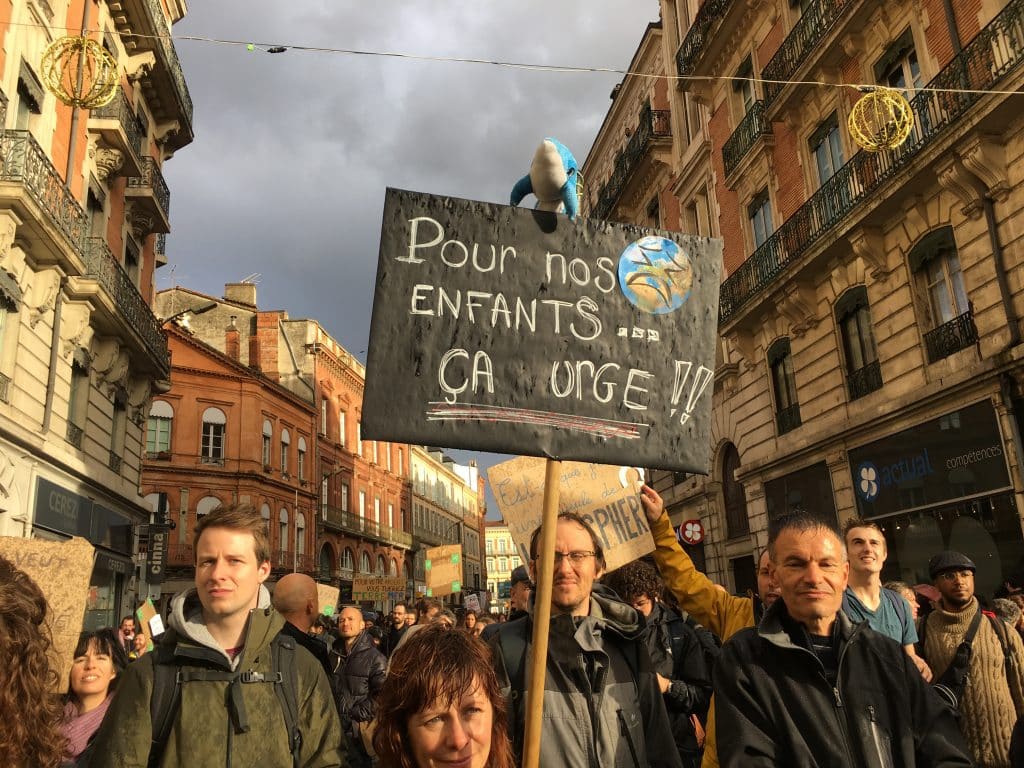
[604,559,713,768]
[715,512,972,767]
[331,605,387,768]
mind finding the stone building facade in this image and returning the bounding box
[587,0,1024,596]
[0,0,192,628]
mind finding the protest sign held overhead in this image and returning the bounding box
[352,577,405,603]
[316,583,340,616]
[488,456,652,572]
[425,544,463,597]
[0,536,94,692]
[363,189,722,473]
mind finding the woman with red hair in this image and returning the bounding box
[374,624,514,768]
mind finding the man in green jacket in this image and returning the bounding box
[92,504,344,768]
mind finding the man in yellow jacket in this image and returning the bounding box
[641,485,779,768]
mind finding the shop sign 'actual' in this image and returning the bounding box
[362,189,723,473]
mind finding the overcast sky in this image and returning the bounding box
[164,2,660,507]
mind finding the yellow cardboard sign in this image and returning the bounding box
[352,576,405,602]
[425,544,462,597]
[316,583,340,616]
[487,457,650,572]
[0,536,95,692]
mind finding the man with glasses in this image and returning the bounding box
[919,550,1024,766]
[488,512,681,768]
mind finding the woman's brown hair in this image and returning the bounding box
[0,555,66,767]
[373,624,514,768]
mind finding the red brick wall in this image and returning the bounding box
[773,122,805,221]
[709,105,743,275]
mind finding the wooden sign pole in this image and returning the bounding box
[521,458,561,768]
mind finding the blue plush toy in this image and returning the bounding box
[510,138,580,220]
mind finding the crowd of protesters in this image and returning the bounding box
[3,494,1024,767]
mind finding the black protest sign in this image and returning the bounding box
[363,188,723,473]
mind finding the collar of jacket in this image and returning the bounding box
[756,599,860,654]
[342,629,376,658]
[527,583,644,648]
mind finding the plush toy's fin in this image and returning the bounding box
[510,174,534,206]
[561,170,579,221]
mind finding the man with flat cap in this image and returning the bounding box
[482,564,531,640]
[919,550,1024,767]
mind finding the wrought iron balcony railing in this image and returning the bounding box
[0,372,9,403]
[297,553,317,574]
[324,506,413,548]
[67,422,84,448]
[776,403,802,435]
[91,87,145,162]
[0,89,7,130]
[592,105,671,221]
[720,0,1024,324]
[127,156,171,222]
[141,0,194,129]
[155,233,166,257]
[272,549,296,570]
[85,238,170,375]
[847,360,883,400]
[924,308,978,363]
[0,130,88,258]
[762,0,858,106]
[722,100,772,177]
[108,450,123,473]
[676,0,734,77]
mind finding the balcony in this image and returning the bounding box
[720,0,1024,324]
[591,105,672,221]
[0,130,88,260]
[87,88,145,178]
[83,237,170,377]
[110,0,193,149]
[66,422,84,448]
[776,404,802,435]
[296,553,317,574]
[272,549,295,571]
[925,309,978,363]
[126,156,171,234]
[847,360,883,400]
[761,0,860,108]
[108,450,123,473]
[676,0,734,78]
[722,100,773,179]
[323,506,413,548]
[0,372,9,403]
[154,232,167,266]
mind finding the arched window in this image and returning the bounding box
[835,287,881,399]
[319,543,335,581]
[196,495,220,517]
[389,558,398,577]
[909,227,975,361]
[147,400,173,455]
[296,512,306,556]
[722,443,749,537]
[339,411,347,448]
[376,555,386,576]
[260,503,271,535]
[279,508,289,552]
[280,428,290,474]
[297,437,307,481]
[360,551,371,574]
[767,338,801,435]
[144,492,162,514]
[201,408,226,463]
[262,419,273,467]
[342,548,354,571]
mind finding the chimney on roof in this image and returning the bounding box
[225,316,239,360]
[224,282,257,309]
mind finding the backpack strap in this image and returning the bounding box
[272,633,303,768]
[148,643,182,768]
[884,588,911,636]
[986,614,1015,676]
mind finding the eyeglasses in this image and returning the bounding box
[553,550,597,566]
[938,570,973,582]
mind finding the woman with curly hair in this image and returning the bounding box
[60,627,128,765]
[373,624,514,768]
[0,555,66,768]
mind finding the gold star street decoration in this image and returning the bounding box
[848,86,915,152]
[40,36,119,109]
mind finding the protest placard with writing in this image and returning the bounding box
[352,577,406,602]
[425,544,463,597]
[0,536,94,692]
[362,189,722,474]
[316,583,340,616]
[487,456,652,572]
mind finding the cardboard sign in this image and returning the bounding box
[425,544,463,597]
[362,189,722,473]
[0,536,95,692]
[316,583,340,616]
[352,576,406,602]
[465,593,481,613]
[487,457,652,572]
[135,599,159,653]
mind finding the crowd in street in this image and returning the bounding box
[3,490,1024,767]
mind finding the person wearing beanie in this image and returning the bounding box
[919,550,1024,767]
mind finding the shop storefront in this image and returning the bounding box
[32,477,136,630]
[848,400,1023,598]
[765,462,838,525]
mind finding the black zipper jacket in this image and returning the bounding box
[714,601,973,767]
